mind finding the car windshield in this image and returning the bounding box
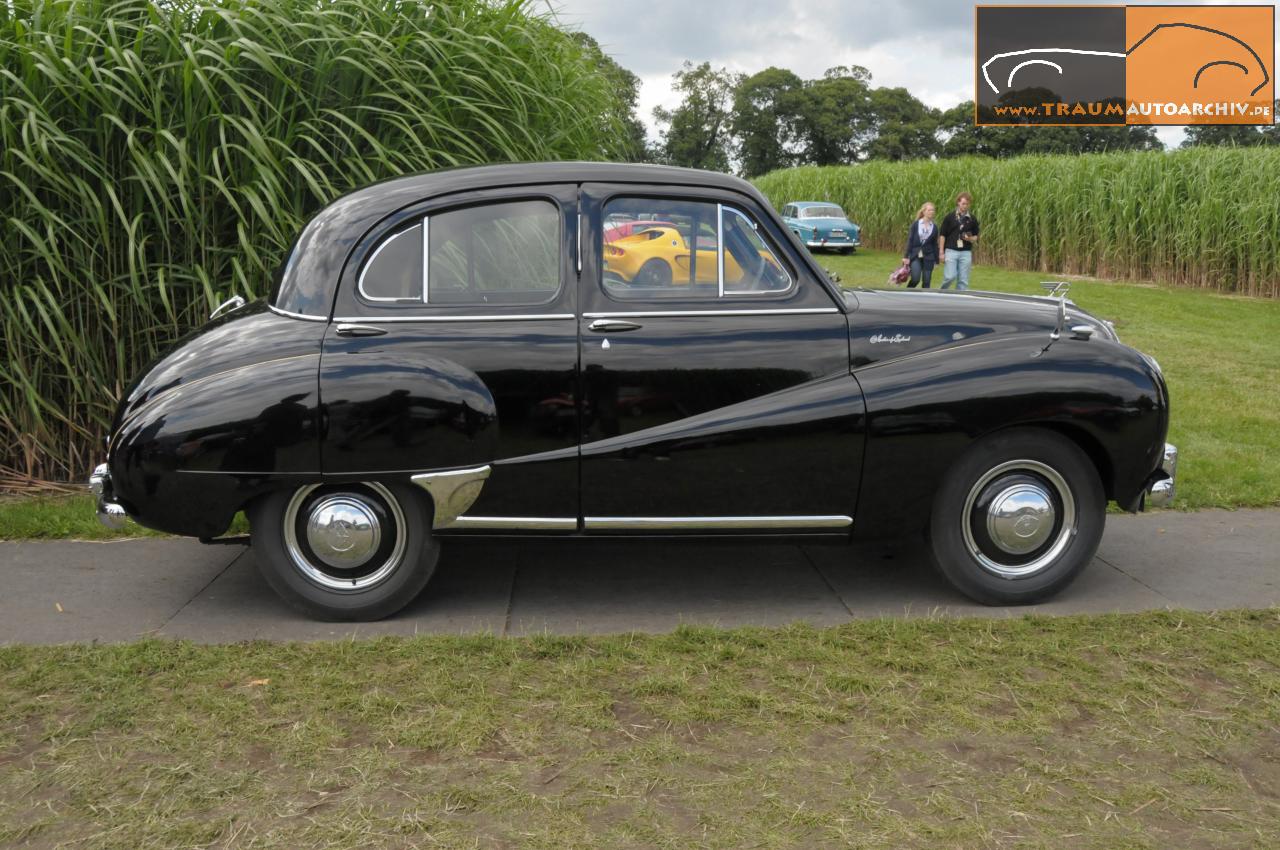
[802,206,844,219]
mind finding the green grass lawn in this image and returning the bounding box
[1,254,1275,541]
[823,248,1280,510]
[2,612,1277,849]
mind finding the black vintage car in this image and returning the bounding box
[90,163,1175,620]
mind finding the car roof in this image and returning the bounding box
[271,162,773,317]
[791,201,843,208]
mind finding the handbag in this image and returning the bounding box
[888,258,911,286]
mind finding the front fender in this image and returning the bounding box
[852,333,1167,537]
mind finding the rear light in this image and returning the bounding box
[607,246,624,257]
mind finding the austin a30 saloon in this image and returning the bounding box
[91,163,1175,620]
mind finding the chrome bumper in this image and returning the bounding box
[1145,443,1177,508]
[805,240,859,249]
[89,462,128,529]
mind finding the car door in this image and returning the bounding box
[578,184,866,532]
[319,184,579,528]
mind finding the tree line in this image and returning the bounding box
[596,57,1280,177]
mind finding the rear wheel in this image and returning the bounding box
[636,258,673,286]
[250,481,438,620]
[927,429,1105,605]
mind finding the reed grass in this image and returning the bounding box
[755,147,1280,298]
[0,0,626,483]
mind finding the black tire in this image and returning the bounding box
[927,429,1105,605]
[636,258,673,286]
[249,481,439,621]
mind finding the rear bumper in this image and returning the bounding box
[89,463,128,529]
[806,239,860,249]
[1143,443,1177,509]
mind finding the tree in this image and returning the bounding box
[653,62,741,170]
[940,100,1162,158]
[1182,122,1272,148]
[571,33,648,162]
[795,66,872,165]
[859,87,940,161]
[732,67,804,177]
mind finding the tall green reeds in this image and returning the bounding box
[1,0,627,483]
[755,147,1280,298]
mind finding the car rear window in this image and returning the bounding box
[357,199,560,307]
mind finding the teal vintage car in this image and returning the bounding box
[781,201,861,254]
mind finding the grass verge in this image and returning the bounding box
[822,249,1280,510]
[1,611,1277,848]
[0,494,247,542]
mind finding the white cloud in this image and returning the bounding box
[544,0,1277,150]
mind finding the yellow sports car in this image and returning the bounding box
[604,225,780,287]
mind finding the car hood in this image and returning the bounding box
[842,287,1112,369]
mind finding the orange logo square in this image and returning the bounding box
[1126,6,1274,125]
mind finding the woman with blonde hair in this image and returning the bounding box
[902,201,939,288]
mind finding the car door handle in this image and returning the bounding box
[335,323,387,337]
[587,319,643,333]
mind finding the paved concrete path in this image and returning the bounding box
[1,509,1276,644]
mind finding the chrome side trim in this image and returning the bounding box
[581,308,838,319]
[716,203,725,298]
[422,215,430,303]
[448,516,577,530]
[333,313,573,323]
[584,515,852,530]
[410,465,491,528]
[269,304,328,322]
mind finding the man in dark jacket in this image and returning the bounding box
[938,192,979,290]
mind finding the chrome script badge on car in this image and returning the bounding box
[870,333,912,344]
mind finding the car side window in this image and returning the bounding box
[601,198,792,300]
[357,199,560,307]
[359,222,423,303]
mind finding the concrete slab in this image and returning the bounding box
[805,538,1176,619]
[160,544,514,643]
[1,508,1276,644]
[0,539,237,645]
[504,540,851,635]
[1095,509,1280,610]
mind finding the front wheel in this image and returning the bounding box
[249,481,438,620]
[928,429,1105,605]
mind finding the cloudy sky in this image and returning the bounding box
[544,0,1279,151]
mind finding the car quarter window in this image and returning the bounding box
[357,199,561,307]
[601,197,792,300]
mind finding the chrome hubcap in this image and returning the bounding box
[962,459,1076,579]
[282,483,407,591]
[985,484,1055,555]
[305,497,381,569]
